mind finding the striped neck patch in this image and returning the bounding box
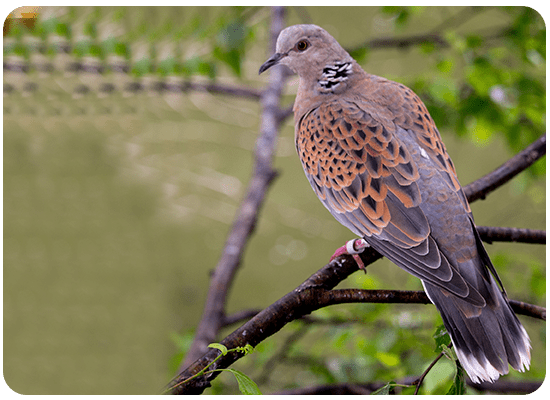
[318,62,353,91]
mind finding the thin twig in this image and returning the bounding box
[413,345,450,395]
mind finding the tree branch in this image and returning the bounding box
[167,239,544,393]
[477,226,545,245]
[177,6,288,372]
[463,134,546,202]
[165,250,374,394]
[508,299,546,321]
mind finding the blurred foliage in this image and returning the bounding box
[4,6,545,395]
[380,7,545,160]
[5,7,544,161]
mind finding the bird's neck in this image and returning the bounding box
[294,61,367,122]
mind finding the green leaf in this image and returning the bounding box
[241,344,254,355]
[446,362,466,395]
[225,368,262,395]
[84,22,97,39]
[420,41,436,54]
[432,324,451,352]
[208,343,228,355]
[440,343,457,362]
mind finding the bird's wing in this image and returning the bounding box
[296,97,486,305]
[392,81,504,292]
[392,81,472,214]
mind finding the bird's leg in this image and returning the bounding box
[330,238,370,271]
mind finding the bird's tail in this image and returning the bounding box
[422,280,531,383]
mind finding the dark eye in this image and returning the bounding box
[295,40,310,52]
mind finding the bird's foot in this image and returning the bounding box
[330,238,370,272]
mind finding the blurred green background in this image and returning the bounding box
[3,6,545,394]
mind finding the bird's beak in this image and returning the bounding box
[259,52,285,74]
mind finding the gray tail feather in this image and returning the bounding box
[422,280,531,383]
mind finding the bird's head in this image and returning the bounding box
[259,24,353,79]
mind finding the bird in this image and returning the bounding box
[259,24,530,383]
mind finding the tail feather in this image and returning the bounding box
[422,280,531,383]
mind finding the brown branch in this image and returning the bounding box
[297,288,545,320]
[3,71,265,100]
[477,226,546,245]
[359,33,449,51]
[176,6,288,372]
[166,241,544,393]
[463,134,546,202]
[166,249,374,394]
[509,299,546,321]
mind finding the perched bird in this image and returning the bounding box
[259,24,530,383]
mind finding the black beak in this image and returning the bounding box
[259,52,285,74]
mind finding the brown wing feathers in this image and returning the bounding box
[297,101,424,235]
[296,97,487,304]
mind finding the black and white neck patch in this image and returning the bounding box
[318,62,353,91]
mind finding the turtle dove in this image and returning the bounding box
[259,24,530,384]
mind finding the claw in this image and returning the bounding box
[330,238,370,271]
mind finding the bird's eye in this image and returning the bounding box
[295,40,310,52]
